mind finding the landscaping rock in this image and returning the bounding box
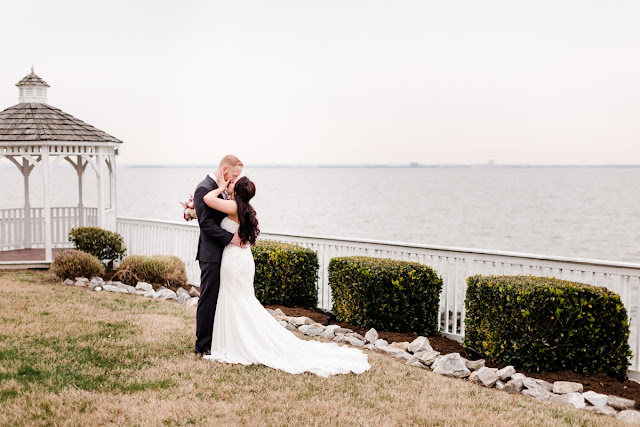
[88,280,103,291]
[408,336,432,354]
[617,410,640,424]
[523,377,553,391]
[415,350,440,366]
[549,392,586,409]
[364,344,376,351]
[495,380,506,390]
[272,308,285,317]
[378,346,404,355]
[186,297,199,307]
[325,325,341,331]
[406,358,425,368]
[333,333,346,343]
[299,325,324,337]
[292,316,314,327]
[188,286,200,297]
[75,279,88,287]
[472,367,499,387]
[504,379,524,395]
[135,282,153,291]
[364,328,378,344]
[176,287,190,298]
[154,288,177,300]
[103,284,128,293]
[465,359,485,371]
[582,390,608,407]
[511,373,527,381]
[374,339,389,348]
[432,353,471,378]
[346,332,365,341]
[522,387,552,401]
[63,279,74,285]
[344,336,365,347]
[495,366,516,381]
[332,327,352,335]
[177,293,191,304]
[322,328,335,340]
[74,277,89,282]
[585,405,617,416]
[389,342,410,351]
[552,381,583,394]
[608,395,636,411]
[393,351,415,362]
[284,322,297,332]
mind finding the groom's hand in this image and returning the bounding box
[230,232,247,248]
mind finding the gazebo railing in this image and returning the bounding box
[0,207,98,250]
[115,216,640,372]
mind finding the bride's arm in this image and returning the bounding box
[203,190,237,215]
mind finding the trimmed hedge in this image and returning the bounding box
[329,256,443,335]
[464,275,631,380]
[68,227,127,266]
[251,241,319,308]
[115,255,187,288]
[51,249,105,280]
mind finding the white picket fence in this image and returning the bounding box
[0,207,98,250]
[116,216,640,371]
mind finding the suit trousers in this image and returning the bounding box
[195,261,221,353]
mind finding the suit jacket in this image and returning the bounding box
[194,175,234,263]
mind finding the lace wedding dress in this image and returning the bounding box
[204,217,370,377]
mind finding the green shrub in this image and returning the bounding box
[464,275,631,380]
[251,241,319,308]
[116,255,187,288]
[329,256,443,335]
[68,227,127,266]
[51,249,105,280]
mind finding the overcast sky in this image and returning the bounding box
[1,1,638,166]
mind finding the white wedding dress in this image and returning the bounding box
[204,217,370,377]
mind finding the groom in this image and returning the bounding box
[193,154,244,356]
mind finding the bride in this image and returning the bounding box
[201,172,370,377]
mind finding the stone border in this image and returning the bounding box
[62,277,200,306]
[267,308,640,425]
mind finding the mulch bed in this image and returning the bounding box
[266,304,640,408]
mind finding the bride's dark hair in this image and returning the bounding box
[233,177,260,246]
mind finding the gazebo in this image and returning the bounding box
[0,68,122,265]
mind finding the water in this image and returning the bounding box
[1,166,639,263]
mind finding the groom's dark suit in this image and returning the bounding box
[194,175,234,354]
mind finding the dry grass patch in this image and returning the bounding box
[0,270,625,426]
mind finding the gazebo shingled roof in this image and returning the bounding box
[15,70,50,87]
[0,103,122,143]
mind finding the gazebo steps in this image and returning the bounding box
[0,261,51,270]
[0,248,64,270]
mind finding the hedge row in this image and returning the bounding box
[464,275,631,380]
[252,240,319,309]
[329,256,443,335]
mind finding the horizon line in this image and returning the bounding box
[115,163,640,169]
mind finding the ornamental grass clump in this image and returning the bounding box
[115,255,187,288]
[329,256,443,335]
[68,226,127,267]
[464,275,632,380]
[251,241,319,308]
[51,249,105,280]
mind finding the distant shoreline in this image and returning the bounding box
[115,164,640,169]
[2,163,640,170]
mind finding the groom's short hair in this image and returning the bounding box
[219,155,243,168]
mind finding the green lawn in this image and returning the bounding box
[0,270,622,426]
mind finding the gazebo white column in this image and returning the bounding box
[42,146,52,262]
[96,149,105,228]
[22,158,33,248]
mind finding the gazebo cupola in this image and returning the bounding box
[17,67,49,103]
[0,68,123,264]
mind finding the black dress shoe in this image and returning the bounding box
[194,349,211,357]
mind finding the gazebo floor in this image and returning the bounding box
[0,248,64,268]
